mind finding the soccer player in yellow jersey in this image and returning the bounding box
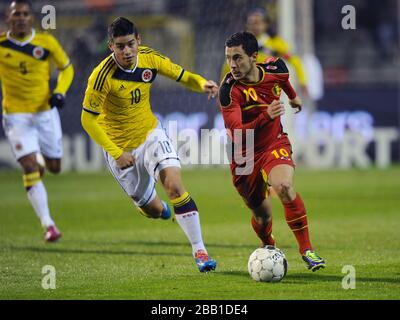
[81,17,218,272]
[220,7,308,96]
[0,0,74,241]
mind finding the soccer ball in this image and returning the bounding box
[248,246,288,282]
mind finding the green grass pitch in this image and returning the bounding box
[0,167,399,299]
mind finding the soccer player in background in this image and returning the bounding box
[0,0,74,241]
[81,17,218,272]
[219,31,325,271]
[220,7,308,97]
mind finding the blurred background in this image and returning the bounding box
[0,0,399,171]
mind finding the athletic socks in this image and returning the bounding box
[171,192,206,255]
[251,216,275,246]
[283,193,312,254]
[24,173,55,228]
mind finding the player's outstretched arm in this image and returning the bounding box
[155,52,218,98]
[178,70,216,95]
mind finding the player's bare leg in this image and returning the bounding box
[43,157,61,174]
[251,197,276,247]
[137,195,171,220]
[19,153,42,178]
[269,164,325,271]
[268,164,296,203]
[18,153,61,242]
[158,167,216,272]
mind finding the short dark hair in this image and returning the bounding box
[108,17,138,40]
[225,31,259,56]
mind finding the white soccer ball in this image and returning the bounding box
[248,246,288,282]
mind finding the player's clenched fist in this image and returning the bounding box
[266,100,285,119]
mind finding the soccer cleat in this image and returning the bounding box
[44,225,62,242]
[302,250,326,272]
[161,201,171,220]
[194,249,217,273]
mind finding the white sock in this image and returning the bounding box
[175,211,206,256]
[27,181,55,228]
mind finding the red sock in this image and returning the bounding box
[283,193,312,254]
[251,216,275,246]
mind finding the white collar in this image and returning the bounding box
[7,28,36,46]
[112,53,138,73]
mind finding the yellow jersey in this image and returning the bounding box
[0,29,70,114]
[82,46,206,153]
[221,33,307,86]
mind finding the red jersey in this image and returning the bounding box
[219,58,297,168]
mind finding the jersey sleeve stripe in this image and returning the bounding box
[176,69,185,82]
[59,61,71,70]
[96,61,115,91]
[152,53,166,59]
[83,107,100,115]
[139,48,153,53]
[139,48,166,59]
[93,57,113,90]
[94,58,113,90]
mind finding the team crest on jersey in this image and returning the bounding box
[15,143,22,151]
[142,69,153,82]
[266,65,278,70]
[272,83,281,97]
[32,46,45,59]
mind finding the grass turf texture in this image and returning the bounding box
[0,167,399,300]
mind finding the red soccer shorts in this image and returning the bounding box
[232,142,295,209]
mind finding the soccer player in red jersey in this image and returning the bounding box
[219,31,325,271]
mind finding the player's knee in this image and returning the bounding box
[275,182,293,201]
[47,166,61,174]
[46,160,61,174]
[20,160,39,174]
[163,179,184,200]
